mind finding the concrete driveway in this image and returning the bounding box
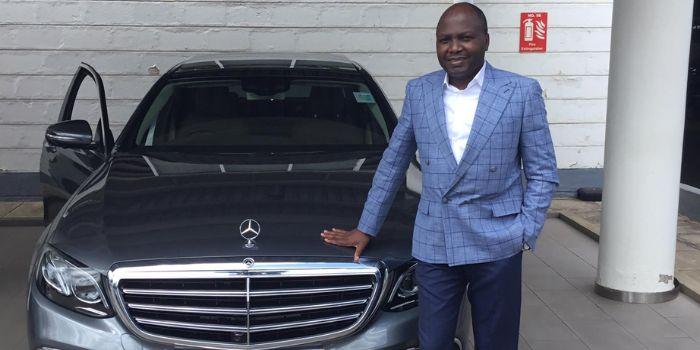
[0,225,42,349]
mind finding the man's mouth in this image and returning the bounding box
[447,56,468,64]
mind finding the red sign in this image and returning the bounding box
[520,12,547,53]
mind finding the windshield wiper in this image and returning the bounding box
[264,150,327,156]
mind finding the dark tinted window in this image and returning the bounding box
[134,76,391,150]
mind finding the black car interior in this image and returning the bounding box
[144,78,389,147]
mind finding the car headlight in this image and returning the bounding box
[36,247,112,317]
[384,262,418,311]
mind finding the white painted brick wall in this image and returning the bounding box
[0,0,612,171]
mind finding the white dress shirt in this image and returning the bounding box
[443,63,486,164]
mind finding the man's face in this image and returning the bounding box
[436,10,490,86]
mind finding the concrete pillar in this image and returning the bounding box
[596,0,694,303]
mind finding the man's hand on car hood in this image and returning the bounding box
[321,228,370,262]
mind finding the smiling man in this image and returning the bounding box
[322,3,558,349]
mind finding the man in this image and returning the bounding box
[322,3,558,349]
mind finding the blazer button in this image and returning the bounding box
[425,159,430,166]
[442,197,448,204]
[489,166,497,172]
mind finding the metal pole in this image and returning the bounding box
[596,0,694,303]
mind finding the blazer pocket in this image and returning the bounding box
[418,200,430,215]
[491,201,521,217]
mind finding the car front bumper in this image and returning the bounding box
[27,283,419,350]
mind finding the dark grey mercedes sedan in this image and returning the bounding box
[27,54,446,349]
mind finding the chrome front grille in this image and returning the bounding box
[108,261,385,349]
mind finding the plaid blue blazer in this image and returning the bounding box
[358,63,559,266]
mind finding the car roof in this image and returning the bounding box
[173,53,361,74]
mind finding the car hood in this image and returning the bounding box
[49,152,418,273]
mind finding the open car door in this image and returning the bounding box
[39,62,114,224]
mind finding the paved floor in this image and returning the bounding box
[514,220,700,350]
[0,201,42,226]
[0,225,41,350]
[551,199,700,303]
[3,221,700,350]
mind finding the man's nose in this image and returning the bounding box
[447,40,462,53]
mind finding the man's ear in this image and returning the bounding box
[485,33,490,51]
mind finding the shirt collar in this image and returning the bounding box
[443,62,486,92]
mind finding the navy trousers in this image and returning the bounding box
[416,252,523,350]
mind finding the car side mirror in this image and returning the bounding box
[45,120,95,149]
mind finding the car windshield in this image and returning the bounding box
[131,73,393,152]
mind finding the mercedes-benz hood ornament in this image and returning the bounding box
[240,219,260,248]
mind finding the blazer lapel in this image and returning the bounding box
[448,64,514,191]
[423,73,457,171]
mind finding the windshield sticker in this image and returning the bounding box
[353,92,376,104]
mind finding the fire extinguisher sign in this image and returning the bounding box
[520,12,547,53]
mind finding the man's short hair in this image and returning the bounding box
[445,2,489,34]
[469,3,488,33]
